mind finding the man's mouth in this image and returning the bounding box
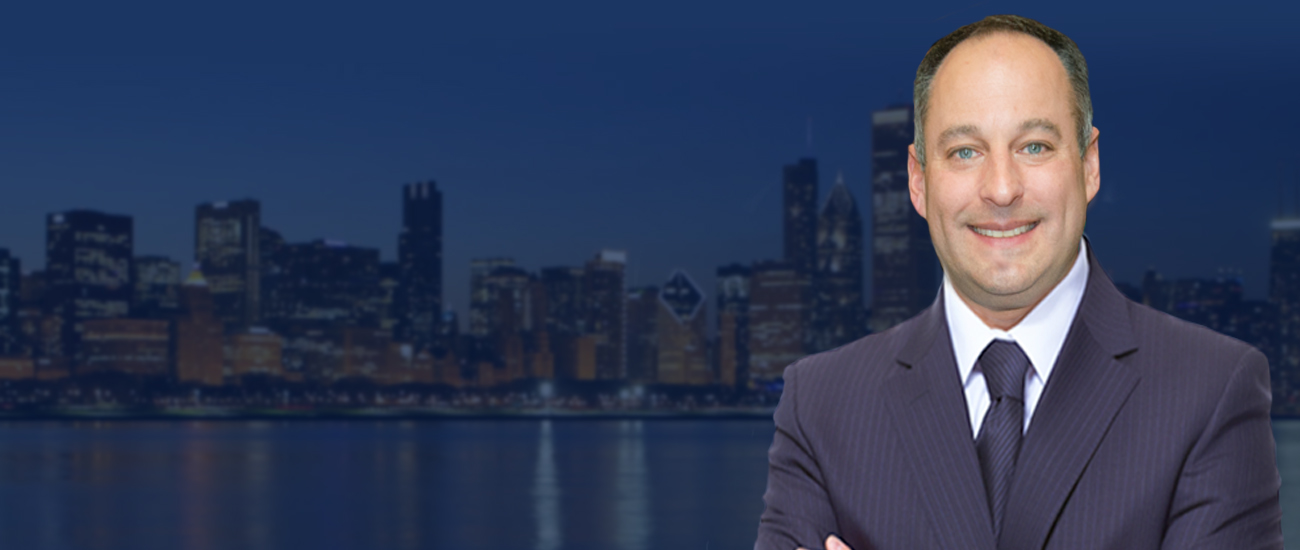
[970,222,1038,238]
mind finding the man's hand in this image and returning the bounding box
[796,534,852,550]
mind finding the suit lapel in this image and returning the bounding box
[999,244,1142,549]
[885,299,998,550]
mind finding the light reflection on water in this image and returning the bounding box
[1,418,1290,548]
[1275,420,1300,545]
[534,420,562,550]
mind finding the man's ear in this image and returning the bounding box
[908,143,927,219]
[1084,126,1100,203]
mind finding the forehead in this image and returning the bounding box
[927,32,1073,133]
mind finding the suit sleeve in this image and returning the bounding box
[755,363,839,550]
[1160,347,1283,549]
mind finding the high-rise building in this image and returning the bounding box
[469,258,516,338]
[175,268,224,386]
[259,226,286,324]
[1271,217,1300,409]
[748,260,808,382]
[870,105,938,332]
[133,255,181,319]
[195,199,261,332]
[377,261,400,337]
[80,318,170,376]
[0,249,21,356]
[784,158,819,275]
[585,250,627,380]
[656,270,709,385]
[810,173,867,352]
[272,240,381,327]
[46,210,133,362]
[626,286,659,384]
[541,266,585,379]
[395,181,443,351]
[482,265,532,382]
[716,263,751,388]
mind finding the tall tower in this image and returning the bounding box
[1271,217,1300,404]
[585,250,626,380]
[46,210,134,362]
[811,173,867,352]
[656,270,709,385]
[716,263,751,388]
[395,181,443,352]
[748,260,808,382]
[470,258,516,338]
[870,105,938,332]
[195,199,261,332]
[783,158,819,275]
[0,249,20,356]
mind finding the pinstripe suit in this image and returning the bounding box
[755,246,1283,549]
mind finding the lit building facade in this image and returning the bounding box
[395,181,443,352]
[46,210,134,363]
[133,255,181,319]
[585,250,626,380]
[175,270,224,386]
[80,318,170,376]
[625,286,659,384]
[784,158,819,275]
[1271,218,1300,411]
[0,249,20,356]
[748,260,808,382]
[716,263,751,388]
[656,270,709,385]
[195,199,261,332]
[870,105,938,332]
[810,174,867,352]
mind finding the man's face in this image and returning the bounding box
[908,32,1100,315]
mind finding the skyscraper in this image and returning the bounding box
[132,255,181,319]
[716,263,751,388]
[176,268,225,386]
[784,158,819,275]
[585,250,626,380]
[1270,217,1300,406]
[46,210,133,362]
[470,258,516,338]
[625,286,659,384]
[869,105,938,332]
[0,249,20,356]
[395,181,443,352]
[274,240,382,327]
[656,270,709,385]
[195,199,261,332]
[810,173,867,352]
[748,260,808,383]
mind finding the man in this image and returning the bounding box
[754,15,1282,550]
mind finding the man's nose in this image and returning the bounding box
[981,151,1024,207]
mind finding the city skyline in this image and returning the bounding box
[2,3,1298,325]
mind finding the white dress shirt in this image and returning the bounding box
[943,238,1090,439]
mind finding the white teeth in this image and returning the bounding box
[972,222,1037,238]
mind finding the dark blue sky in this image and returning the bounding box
[2,1,1298,320]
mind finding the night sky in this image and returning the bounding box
[2,1,1298,322]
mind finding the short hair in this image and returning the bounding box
[912,15,1092,167]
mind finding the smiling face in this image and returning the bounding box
[908,31,1100,328]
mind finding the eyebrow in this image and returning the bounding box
[1019,118,1062,140]
[936,125,980,150]
[935,119,1063,150]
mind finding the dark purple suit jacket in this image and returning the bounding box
[755,247,1282,549]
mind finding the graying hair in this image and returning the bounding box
[913,15,1093,167]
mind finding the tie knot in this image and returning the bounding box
[979,339,1030,401]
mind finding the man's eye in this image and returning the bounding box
[1024,142,1045,155]
[955,148,975,160]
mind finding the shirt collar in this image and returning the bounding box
[944,237,1090,386]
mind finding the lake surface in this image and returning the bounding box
[0,418,1294,549]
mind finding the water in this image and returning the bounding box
[0,418,1294,549]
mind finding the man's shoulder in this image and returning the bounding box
[1123,298,1260,362]
[783,311,929,389]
